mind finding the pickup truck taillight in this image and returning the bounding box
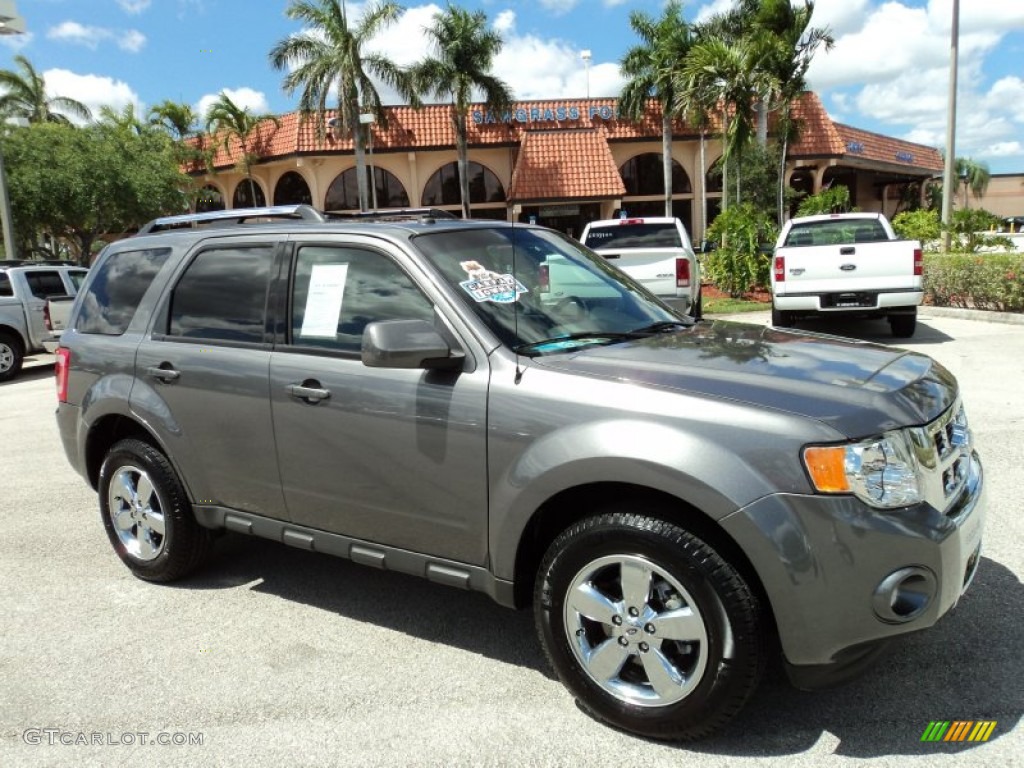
[913,248,923,277]
[55,347,70,403]
[774,256,785,282]
[675,258,690,288]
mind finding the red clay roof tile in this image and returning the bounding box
[508,128,626,202]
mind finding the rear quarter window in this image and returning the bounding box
[77,248,171,335]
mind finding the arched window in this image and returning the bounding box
[233,179,266,208]
[619,153,691,195]
[195,184,224,213]
[705,157,724,193]
[274,171,312,206]
[422,162,505,206]
[324,167,409,211]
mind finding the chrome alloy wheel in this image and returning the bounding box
[0,342,13,373]
[563,554,709,708]
[107,464,167,561]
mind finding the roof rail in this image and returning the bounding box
[138,205,327,234]
[326,207,458,221]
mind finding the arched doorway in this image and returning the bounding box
[195,184,225,213]
[618,153,693,233]
[324,167,410,211]
[233,178,266,208]
[421,161,506,219]
[274,171,312,206]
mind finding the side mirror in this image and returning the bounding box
[362,319,464,370]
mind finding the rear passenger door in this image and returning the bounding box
[132,238,286,519]
[268,237,490,565]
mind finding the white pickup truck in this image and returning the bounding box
[580,216,701,317]
[770,213,923,337]
[0,262,88,381]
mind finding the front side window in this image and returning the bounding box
[77,249,170,335]
[290,245,434,353]
[168,246,274,343]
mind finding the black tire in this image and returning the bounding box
[771,306,793,328]
[889,312,916,338]
[0,331,24,382]
[690,291,703,320]
[98,438,212,582]
[534,512,765,741]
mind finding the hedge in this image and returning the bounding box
[925,252,1024,312]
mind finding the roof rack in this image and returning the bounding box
[326,207,458,222]
[0,259,80,268]
[138,205,327,234]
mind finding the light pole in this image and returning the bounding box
[581,50,592,99]
[0,0,26,260]
[940,0,960,252]
[359,113,378,211]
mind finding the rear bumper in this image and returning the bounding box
[774,290,923,314]
[720,450,984,673]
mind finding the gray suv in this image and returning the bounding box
[55,206,985,741]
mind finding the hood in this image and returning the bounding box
[532,320,957,438]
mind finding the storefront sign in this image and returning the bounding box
[539,205,580,217]
[473,104,619,125]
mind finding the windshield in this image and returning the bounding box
[414,226,685,355]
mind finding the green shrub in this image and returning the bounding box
[924,252,1024,311]
[892,209,941,249]
[795,186,853,216]
[705,203,777,297]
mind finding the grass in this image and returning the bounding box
[702,296,770,315]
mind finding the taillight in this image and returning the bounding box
[44,303,53,332]
[55,347,70,403]
[913,248,923,277]
[675,258,690,288]
[538,263,550,293]
[774,256,785,282]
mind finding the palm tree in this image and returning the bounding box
[0,55,92,125]
[619,1,694,218]
[956,157,991,207]
[150,100,214,213]
[149,100,199,141]
[204,92,280,206]
[269,0,418,212]
[413,4,511,219]
[97,103,148,136]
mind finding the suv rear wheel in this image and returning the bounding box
[98,438,212,582]
[534,512,765,740]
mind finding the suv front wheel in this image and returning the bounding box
[99,438,212,582]
[534,512,765,740]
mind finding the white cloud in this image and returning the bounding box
[47,21,147,52]
[538,0,579,16]
[196,88,271,121]
[116,0,152,13]
[42,69,142,124]
[0,30,32,51]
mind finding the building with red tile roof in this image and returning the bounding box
[191,92,947,242]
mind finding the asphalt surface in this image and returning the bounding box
[2,310,1022,767]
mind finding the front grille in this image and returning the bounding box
[916,402,972,514]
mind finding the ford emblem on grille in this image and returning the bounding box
[840,263,857,271]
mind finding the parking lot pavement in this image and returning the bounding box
[1,316,1021,767]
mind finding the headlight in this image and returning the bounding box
[803,431,922,509]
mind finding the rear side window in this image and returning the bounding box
[77,248,170,335]
[168,246,274,343]
[0,273,11,297]
[583,223,682,249]
[23,270,67,299]
[68,269,88,291]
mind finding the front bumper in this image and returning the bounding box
[720,450,984,678]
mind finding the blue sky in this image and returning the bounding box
[4,0,1024,173]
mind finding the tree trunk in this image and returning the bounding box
[348,100,369,211]
[721,111,730,212]
[662,110,673,218]
[454,110,471,220]
[756,100,768,147]
[699,128,707,245]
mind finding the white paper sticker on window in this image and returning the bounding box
[300,263,349,338]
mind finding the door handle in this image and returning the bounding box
[287,381,331,403]
[146,365,180,382]
[840,246,855,255]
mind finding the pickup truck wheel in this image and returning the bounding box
[771,306,793,328]
[534,513,765,741]
[690,292,703,320]
[98,438,212,582]
[889,313,916,338]
[0,331,24,382]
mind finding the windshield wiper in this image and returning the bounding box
[514,332,635,355]
[626,319,695,335]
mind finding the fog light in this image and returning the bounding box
[872,567,937,623]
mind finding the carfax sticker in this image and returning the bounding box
[458,260,528,303]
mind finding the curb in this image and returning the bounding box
[918,306,1024,326]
